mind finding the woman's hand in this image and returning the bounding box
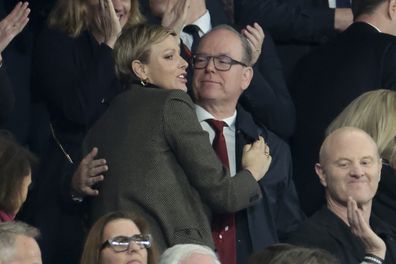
[241,22,264,66]
[71,147,108,196]
[0,2,30,54]
[92,0,122,48]
[347,196,386,259]
[241,136,272,181]
[161,0,190,36]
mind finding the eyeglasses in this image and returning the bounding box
[101,234,152,252]
[192,54,248,71]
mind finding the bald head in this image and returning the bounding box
[319,127,380,165]
[315,127,382,207]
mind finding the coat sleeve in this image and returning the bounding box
[163,91,262,213]
[239,32,295,139]
[235,0,335,43]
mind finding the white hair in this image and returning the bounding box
[159,244,220,264]
[0,221,40,262]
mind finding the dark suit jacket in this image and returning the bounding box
[85,84,262,252]
[291,22,396,216]
[234,0,337,81]
[0,66,14,127]
[234,106,304,263]
[373,164,396,232]
[286,207,396,264]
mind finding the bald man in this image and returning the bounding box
[286,127,396,264]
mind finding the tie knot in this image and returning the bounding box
[183,24,200,35]
[206,119,227,134]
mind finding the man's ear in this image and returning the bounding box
[387,0,396,20]
[315,163,328,187]
[131,60,149,81]
[241,66,253,91]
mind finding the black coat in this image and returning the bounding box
[373,164,396,232]
[286,207,396,264]
[0,66,14,127]
[234,106,304,263]
[291,22,396,215]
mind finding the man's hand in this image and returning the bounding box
[241,22,264,65]
[161,0,190,36]
[0,2,30,54]
[334,8,353,32]
[347,196,386,259]
[71,147,108,197]
[242,136,272,181]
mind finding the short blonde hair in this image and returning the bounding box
[48,0,145,38]
[327,89,396,164]
[113,23,176,86]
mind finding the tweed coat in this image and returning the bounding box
[85,84,261,252]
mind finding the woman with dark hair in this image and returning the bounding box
[81,211,158,264]
[0,132,36,222]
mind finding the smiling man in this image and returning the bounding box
[286,127,396,264]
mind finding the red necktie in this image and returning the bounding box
[206,119,236,264]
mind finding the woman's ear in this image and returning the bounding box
[131,60,148,81]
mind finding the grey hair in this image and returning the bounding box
[208,24,253,66]
[0,221,40,262]
[159,244,220,264]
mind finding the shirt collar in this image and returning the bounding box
[183,10,212,37]
[195,104,236,130]
[365,22,382,33]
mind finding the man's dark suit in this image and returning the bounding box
[235,0,337,81]
[85,84,262,253]
[234,106,304,263]
[291,22,396,215]
[286,207,396,264]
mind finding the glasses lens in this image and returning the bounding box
[214,56,232,71]
[132,234,152,249]
[110,236,130,252]
[193,55,210,69]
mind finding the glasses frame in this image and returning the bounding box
[100,234,152,252]
[192,54,248,71]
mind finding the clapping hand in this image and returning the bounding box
[347,196,386,259]
[0,2,30,55]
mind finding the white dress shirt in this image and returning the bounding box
[195,104,237,177]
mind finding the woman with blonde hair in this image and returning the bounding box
[327,89,396,230]
[85,23,268,251]
[81,211,158,264]
[23,0,144,263]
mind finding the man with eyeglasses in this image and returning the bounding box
[145,0,295,140]
[192,24,305,264]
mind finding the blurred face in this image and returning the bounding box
[19,171,32,210]
[316,129,382,207]
[112,0,131,28]
[149,0,168,18]
[180,253,217,264]
[100,219,148,264]
[143,35,188,91]
[9,235,42,264]
[193,29,252,108]
[88,0,131,28]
